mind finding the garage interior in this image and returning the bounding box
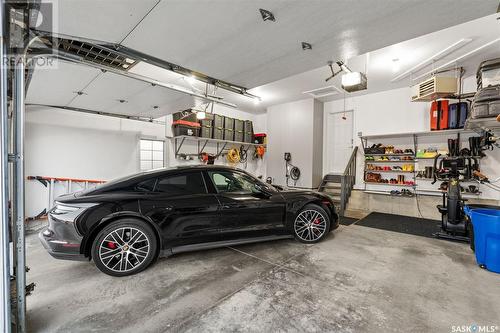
[1,1,500,332]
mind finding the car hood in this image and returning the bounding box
[278,188,330,199]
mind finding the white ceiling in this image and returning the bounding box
[27,1,499,117]
[252,13,500,107]
[48,0,498,88]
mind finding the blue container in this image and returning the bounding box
[467,208,500,273]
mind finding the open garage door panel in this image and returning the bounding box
[26,60,200,119]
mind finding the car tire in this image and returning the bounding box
[92,218,158,277]
[293,204,331,244]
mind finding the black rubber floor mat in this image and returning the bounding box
[355,212,441,238]
[340,217,358,226]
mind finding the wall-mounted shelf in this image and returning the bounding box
[364,182,416,187]
[170,135,265,159]
[365,170,414,174]
[363,190,415,197]
[365,160,416,163]
[359,129,487,198]
[359,128,478,141]
[364,153,414,157]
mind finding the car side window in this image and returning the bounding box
[208,171,259,194]
[155,172,207,196]
[135,178,156,192]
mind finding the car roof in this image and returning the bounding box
[88,165,247,194]
[145,164,241,175]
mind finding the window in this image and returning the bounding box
[140,139,164,171]
[135,178,156,192]
[208,171,259,194]
[155,173,206,196]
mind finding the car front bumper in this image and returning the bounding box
[38,213,87,261]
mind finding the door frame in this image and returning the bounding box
[323,109,355,175]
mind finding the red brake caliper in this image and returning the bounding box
[107,241,116,249]
[313,218,321,225]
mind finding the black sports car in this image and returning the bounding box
[39,166,338,276]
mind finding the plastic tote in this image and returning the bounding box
[466,208,500,274]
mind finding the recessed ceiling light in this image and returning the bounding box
[301,42,312,50]
[259,8,275,22]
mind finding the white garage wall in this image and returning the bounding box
[266,98,323,189]
[25,107,167,217]
[323,75,500,200]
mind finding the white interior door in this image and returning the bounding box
[327,111,354,173]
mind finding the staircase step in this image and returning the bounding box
[324,194,341,202]
[323,184,341,189]
[323,174,342,183]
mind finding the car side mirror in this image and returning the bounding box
[254,184,271,197]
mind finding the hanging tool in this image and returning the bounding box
[226,148,241,164]
[284,152,301,186]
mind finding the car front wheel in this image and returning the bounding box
[293,204,331,244]
[92,219,158,277]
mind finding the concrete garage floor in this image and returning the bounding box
[26,225,499,333]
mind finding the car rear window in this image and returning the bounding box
[155,172,207,195]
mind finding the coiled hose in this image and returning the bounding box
[226,148,241,164]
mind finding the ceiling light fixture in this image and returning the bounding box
[341,72,367,92]
[390,38,472,82]
[302,42,312,50]
[259,8,275,22]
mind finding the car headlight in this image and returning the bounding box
[53,204,80,214]
[51,202,98,215]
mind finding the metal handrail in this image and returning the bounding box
[343,146,358,176]
[340,147,358,216]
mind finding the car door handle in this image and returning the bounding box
[162,206,174,211]
[222,203,245,209]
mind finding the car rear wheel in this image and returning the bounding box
[293,204,330,244]
[92,219,158,277]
